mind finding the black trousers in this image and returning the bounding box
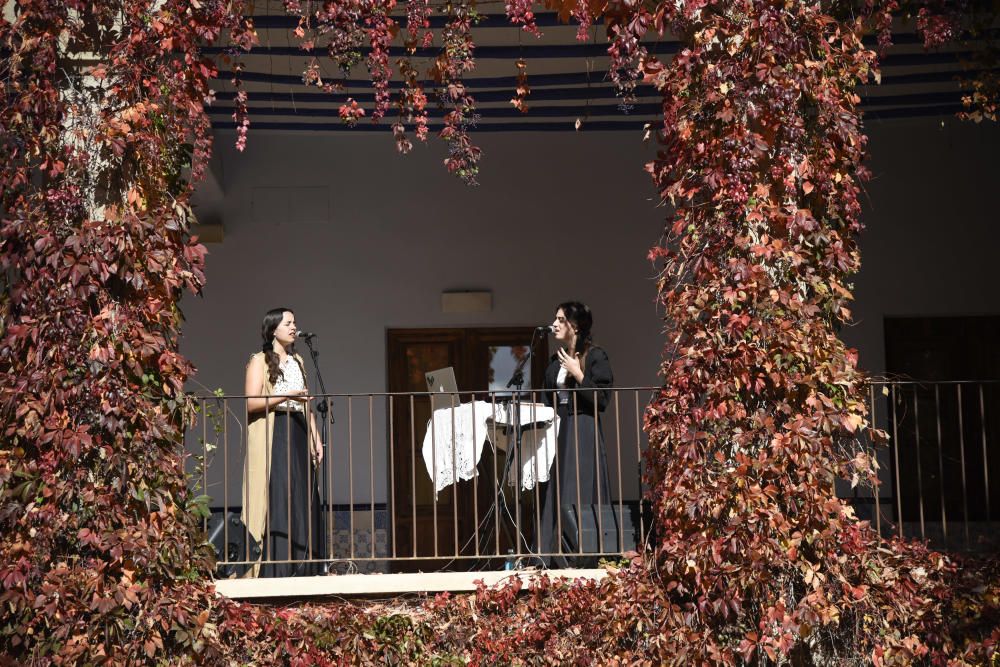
[260,412,326,577]
[535,405,613,566]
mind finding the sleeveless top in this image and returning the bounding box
[272,355,307,411]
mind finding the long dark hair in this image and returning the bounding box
[261,307,295,384]
[558,301,593,356]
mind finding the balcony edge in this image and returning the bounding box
[213,569,609,599]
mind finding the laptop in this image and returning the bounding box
[425,367,458,394]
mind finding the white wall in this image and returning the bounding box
[181,118,1000,507]
[182,130,666,505]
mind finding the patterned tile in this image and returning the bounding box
[325,507,389,573]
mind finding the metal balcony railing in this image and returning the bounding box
[186,387,656,577]
[862,380,1000,552]
[186,380,1000,578]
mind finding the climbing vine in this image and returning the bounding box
[638,1,984,661]
[0,0,255,661]
[1,0,998,664]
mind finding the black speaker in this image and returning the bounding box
[206,511,261,578]
[560,503,642,555]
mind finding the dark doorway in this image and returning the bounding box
[885,316,1000,381]
[386,327,548,570]
[884,316,1000,544]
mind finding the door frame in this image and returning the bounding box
[385,326,549,568]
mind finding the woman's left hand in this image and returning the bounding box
[312,441,324,465]
[557,348,584,383]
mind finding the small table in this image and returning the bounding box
[421,401,559,496]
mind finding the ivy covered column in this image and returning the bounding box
[0,2,252,662]
[641,1,948,662]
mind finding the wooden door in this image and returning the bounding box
[386,327,546,570]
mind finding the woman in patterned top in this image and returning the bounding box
[243,308,326,577]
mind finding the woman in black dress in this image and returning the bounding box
[244,308,326,577]
[537,301,614,565]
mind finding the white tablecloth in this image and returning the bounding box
[421,400,558,495]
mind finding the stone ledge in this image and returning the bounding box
[214,569,608,599]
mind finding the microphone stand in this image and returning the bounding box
[301,335,332,571]
[301,335,333,435]
[493,328,540,563]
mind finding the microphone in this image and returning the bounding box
[535,325,553,333]
[296,331,318,340]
